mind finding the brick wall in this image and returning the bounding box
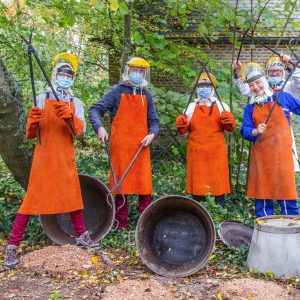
[109,41,292,93]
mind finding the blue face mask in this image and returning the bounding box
[197,87,212,99]
[129,72,144,85]
[56,76,74,89]
[268,76,282,86]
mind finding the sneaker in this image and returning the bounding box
[4,245,19,270]
[75,231,102,250]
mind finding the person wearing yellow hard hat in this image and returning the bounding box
[88,57,159,229]
[233,53,300,97]
[240,62,300,218]
[4,53,100,270]
[175,72,236,206]
[233,54,300,173]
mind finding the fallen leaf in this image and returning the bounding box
[116,274,124,282]
[50,293,64,299]
[256,219,264,225]
[91,256,99,264]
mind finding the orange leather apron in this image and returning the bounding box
[19,99,84,214]
[186,104,230,196]
[247,102,297,199]
[109,93,152,194]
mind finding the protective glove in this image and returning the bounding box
[53,102,73,119]
[26,107,44,139]
[220,111,236,132]
[175,114,188,129]
[141,133,155,146]
[28,106,44,124]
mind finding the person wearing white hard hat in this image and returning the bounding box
[240,62,300,218]
[233,54,300,172]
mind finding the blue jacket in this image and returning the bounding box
[241,91,300,141]
[88,82,160,136]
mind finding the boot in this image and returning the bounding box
[75,231,102,250]
[4,245,19,270]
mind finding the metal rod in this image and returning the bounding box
[182,63,207,115]
[29,46,77,136]
[198,60,226,112]
[110,141,146,193]
[254,59,300,145]
[236,22,252,62]
[234,29,295,67]
[104,140,126,210]
[27,34,41,145]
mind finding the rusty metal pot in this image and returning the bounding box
[136,195,215,277]
[39,174,115,245]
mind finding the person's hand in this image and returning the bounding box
[257,123,267,134]
[253,123,267,136]
[53,102,73,119]
[97,126,108,143]
[220,111,235,125]
[232,60,243,78]
[280,53,293,70]
[28,106,44,124]
[175,114,188,128]
[141,133,155,146]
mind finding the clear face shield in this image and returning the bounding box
[241,62,273,99]
[122,65,150,87]
[266,62,285,88]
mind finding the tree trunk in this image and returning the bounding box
[0,58,32,189]
[120,3,132,77]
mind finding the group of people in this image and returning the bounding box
[3,52,300,270]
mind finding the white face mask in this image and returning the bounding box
[56,76,74,89]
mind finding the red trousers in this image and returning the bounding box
[115,194,151,229]
[8,210,86,246]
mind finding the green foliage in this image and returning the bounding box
[209,243,250,272]
[0,0,300,274]
[0,158,46,242]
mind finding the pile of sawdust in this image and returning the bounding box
[102,278,177,300]
[218,278,290,300]
[20,245,100,274]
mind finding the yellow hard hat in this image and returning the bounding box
[52,52,80,75]
[198,72,217,87]
[126,57,150,68]
[265,55,284,69]
[241,62,265,82]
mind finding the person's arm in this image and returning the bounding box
[73,98,86,135]
[286,68,300,98]
[146,92,160,137]
[233,77,252,97]
[240,104,258,141]
[88,86,119,134]
[219,101,236,133]
[232,60,252,97]
[282,92,300,115]
[25,93,46,139]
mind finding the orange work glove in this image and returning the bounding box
[26,107,44,139]
[53,102,73,119]
[28,106,44,124]
[175,114,188,129]
[220,111,236,131]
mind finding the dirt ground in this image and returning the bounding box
[0,242,300,300]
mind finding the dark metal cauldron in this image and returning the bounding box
[39,174,115,245]
[218,220,253,248]
[136,196,215,278]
